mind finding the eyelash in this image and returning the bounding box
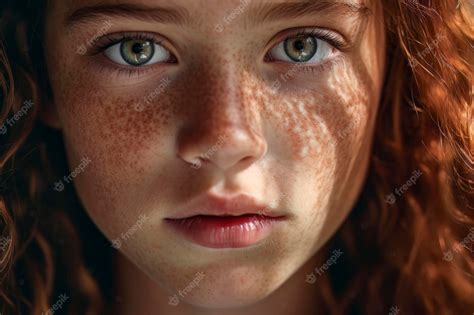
[272,29,347,53]
[90,32,165,54]
[89,32,171,77]
[264,29,346,74]
[89,28,345,77]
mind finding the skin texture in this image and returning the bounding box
[42,0,386,314]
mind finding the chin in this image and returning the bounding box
[173,280,275,309]
[158,261,287,309]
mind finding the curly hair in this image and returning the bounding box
[0,0,472,314]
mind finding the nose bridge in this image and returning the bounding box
[176,56,267,171]
[188,55,259,137]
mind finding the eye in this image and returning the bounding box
[104,39,173,66]
[267,30,341,64]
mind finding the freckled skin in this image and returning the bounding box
[43,0,385,314]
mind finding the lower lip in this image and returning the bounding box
[165,214,285,248]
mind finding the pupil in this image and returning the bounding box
[132,43,144,54]
[294,40,305,51]
[284,36,317,62]
[120,40,154,66]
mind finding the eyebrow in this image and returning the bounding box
[65,1,370,29]
[249,1,371,24]
[65,3,191,27]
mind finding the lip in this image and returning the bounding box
[164,194,287,248]
[165,194,284,219]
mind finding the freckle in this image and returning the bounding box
[282,118,291,129]
[274,110,283,119]
[300,146,309,157]
[297,102,306,115]
[254,89,266,99]
[294,126,303,134]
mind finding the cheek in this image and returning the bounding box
[242,57,374,166]
[47,58,182,230]
[242,60,376,243]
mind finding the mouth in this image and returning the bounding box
[164,194,288,248]
[165,214,285,248]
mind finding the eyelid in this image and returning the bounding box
[265,27,351,56]
[86,31,178,59]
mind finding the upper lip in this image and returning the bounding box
[166,194,285,219]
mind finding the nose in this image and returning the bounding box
[177,71,267,172]
[178,121,267,171]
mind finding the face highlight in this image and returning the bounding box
[43,0,385,311]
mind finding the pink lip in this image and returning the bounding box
[166,194,284,219]
[164,194,287,248]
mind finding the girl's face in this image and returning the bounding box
[43,0,385,308]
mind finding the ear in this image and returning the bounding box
[38,100,62,129]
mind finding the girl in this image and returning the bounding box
[0,0,472,314]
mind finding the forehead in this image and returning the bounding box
[55,0,370,29]
[63,0,367,9]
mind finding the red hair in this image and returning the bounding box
[0,0,472,314]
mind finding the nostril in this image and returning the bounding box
[189,158,203,169]
[177,126,267,172]
[189,156,210,169]
[239,156,255,166]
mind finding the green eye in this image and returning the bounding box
[120,39,155,66]
[104,38,173,66]
[284,36,318,62]
[268,30,336,65]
